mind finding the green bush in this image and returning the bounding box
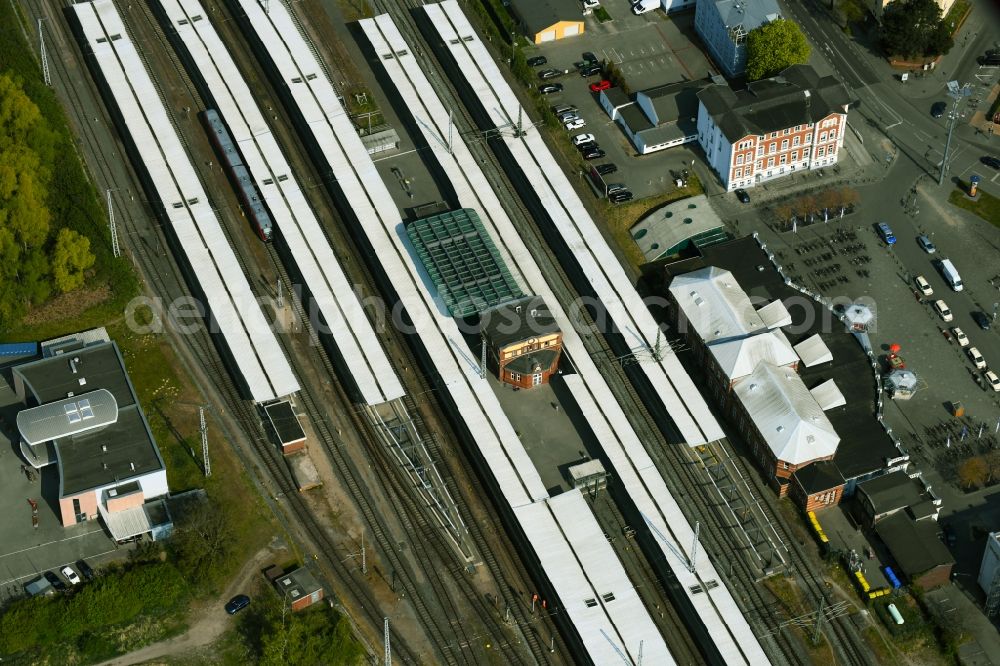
[0,562,189,658]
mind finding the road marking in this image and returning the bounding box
[0,528,107,561]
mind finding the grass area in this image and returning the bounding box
[0,562,190,663]
[0,0,138,337]
[598,173,705,271]
[594,6,613,22]
[944,0,972,35]
[762,575,834,663]
[948,185,1000,228]
[863,624,900,665]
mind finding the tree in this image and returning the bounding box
[168,499,234,584]
[746,19,812,81]
[880,0,953,59]
[957,456,988,489]
[52,227,96,293]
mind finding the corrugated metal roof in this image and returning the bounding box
[0,342,38,357]
[733,362,839,465]
[17,388,118,445]
[669,265,766,343]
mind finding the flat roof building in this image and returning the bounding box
[694,0,781,77]
[600,79,708,155]
[875,513,954,591]
[12,328,171,540]
[629,195,727,261]
[275,566,325,611]
[265,400,307,455]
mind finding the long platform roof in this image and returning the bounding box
[154,0,403,406]
[422,4,768,662]
[71,0,298,403]
[424,1,723,448]
[360,15,679,662]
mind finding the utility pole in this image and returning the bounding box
[200,406,211,477]
[39,19,51,87]
[107,189,121,258]
[939,81,972,185]
[361,528,367,575]
[812,596,826,644]
[480,333,487,380]
[384,617,391,666]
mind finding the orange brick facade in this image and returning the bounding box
[726,113,846,191]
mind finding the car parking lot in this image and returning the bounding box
[523,3,716,200]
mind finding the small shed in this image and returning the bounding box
[24,576,54,597]
[265,401,306,454]
[884,370,918,400]
[876,513,954,591]
[275,567,325,611]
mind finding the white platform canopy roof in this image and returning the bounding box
[733,362,840,465]
[794,333,834,367]
[810,378,847,411]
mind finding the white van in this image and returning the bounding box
[937,258,963,291]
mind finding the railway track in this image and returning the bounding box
[369,3,878,664]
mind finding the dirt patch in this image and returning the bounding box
[21,281,112,326]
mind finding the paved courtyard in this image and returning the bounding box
[0,369,119,602]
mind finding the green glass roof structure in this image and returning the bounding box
[407,208,523,317]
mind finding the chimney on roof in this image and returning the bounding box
[130,462,135,471]
[70,359,77,374]
[102,445,107,453]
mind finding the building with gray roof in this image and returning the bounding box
[694,0,781,77]
[630,195,726,261]
[12,328,170,540]
[696,65,854,191]
[599,79,708,155]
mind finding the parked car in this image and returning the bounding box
[573,133,596,146]
[75,560,95,581]
[565,118,586,131]
[225,594,251,615]
[942,523,957,546]
[916,234,936,253]
[931,101,947,118]
[538,69,563,80]
[538,83,563,95]
[576,141,597,152]
[606,183,627,193]
[967,346,986,369]
[981,156,1000,169]
[43,571,66,592]
[61,566,81,586]
[579,65,602,77]
[735,188,750,204]
[610,191,634,203]
[583,0,600,8]
[986,370,1000,392]
[876,222,896,245]
[934,300,953,322]
[582,51,598,64]
[914,275,933,296]
[632,0,658,13]
[589,80,612,92]
[551,104,576,115]
[582,147,606,160]
[972,311,992,330]
[952,327,969,347]
[595,163,618,175]
[557,111,580,122]
[526,55,547,67]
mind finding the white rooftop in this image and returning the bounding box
[733,363,840,465]
[669,266,765,343]
[708,328,797,381]
[757,299,792,328]
[810,378,846,411]
[794,333,833,367]
[17,388,118,445]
